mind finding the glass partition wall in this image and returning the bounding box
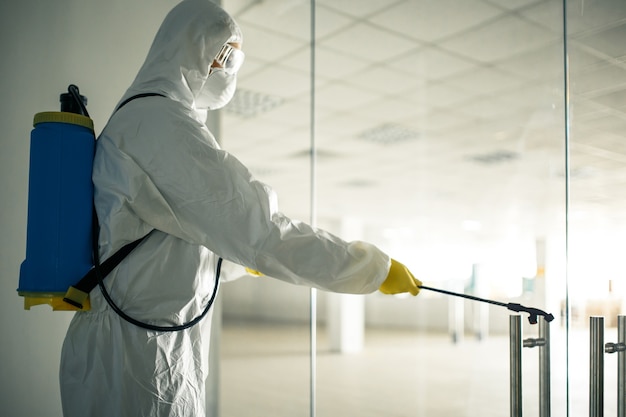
[219,1,626,416]
[566,0,626,415]
[218,2,315,416]
[311,1,566,416]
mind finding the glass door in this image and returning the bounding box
[566,0,626,414]
[219,0,626,415]
[313,1,567,416]
[219,1,314,416]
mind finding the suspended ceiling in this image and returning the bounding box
[221,0,626,242]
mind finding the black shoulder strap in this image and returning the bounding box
[62,93,165,310]
[115,92,166,112]
[63,231,152,309]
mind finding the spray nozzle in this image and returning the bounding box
[418,285,554,325]
[506,303,555,325]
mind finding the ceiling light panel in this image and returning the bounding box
[357,123,420,145]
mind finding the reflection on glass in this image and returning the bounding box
[219,1,314,416]
[567,0,626,415]
[314,1,565,415]
[219,0,626,416]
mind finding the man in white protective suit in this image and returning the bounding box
[59,0,422,416]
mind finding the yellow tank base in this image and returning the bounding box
[18,292,91,311]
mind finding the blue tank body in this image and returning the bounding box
[19,113,95,300]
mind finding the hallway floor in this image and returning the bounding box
[220,322,619,417]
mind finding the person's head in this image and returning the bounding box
[126,0,244,111]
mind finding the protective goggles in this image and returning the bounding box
[213,43,245,75]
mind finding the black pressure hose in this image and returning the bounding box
[92,205,221,332]
[70,84,221,332]
[418,285,554,325]
[67,84,90,118]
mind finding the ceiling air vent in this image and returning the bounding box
[468,150,519,165]
[358,123,420,145]
[289,149,343,159]
[224,89,284,118]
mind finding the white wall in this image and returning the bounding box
[0,2,178,415]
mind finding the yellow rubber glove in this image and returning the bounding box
[379,259,422,296]
[245,267,263,277]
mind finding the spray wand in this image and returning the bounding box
[418,284,554,325]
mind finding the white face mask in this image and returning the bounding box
[195,68,237,110]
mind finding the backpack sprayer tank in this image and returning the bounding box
[18,85,95,311]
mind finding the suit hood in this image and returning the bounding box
[119,0,242,112]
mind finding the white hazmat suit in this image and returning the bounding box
[60,1,390,416]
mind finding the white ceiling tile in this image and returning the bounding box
[369,0,503,42]
[404,81,474,108]
[237,1,353,41]
[240,66,311,98]
[588,88,626,111]
[388,46,477,81]
[522,0,626,36]
[348,97,431,126]
[571,63,626,96]
[568,42,616,74]
[441,14,559,63]
[227,0,257,17]
[316,0,399,18]
[223,116,295,147]
[407,108,475,132]
[314,81,381,111]
[574,128,626,153]
[280,45,371,79]
[222,0,626,234]
[314,116,374,145]
[459,95,528,119]
[483,0,540,10]
[569,98,610,119]
[237,24,307,62]
[239,3,312,40]
[577,112,626,137]
[497,84,563,112]
[318,22,417,62]
[229,99,309,129]
[443,67,525,96]
[575,22,626,59]
[344,65,426,95]
[236,55,268,81]
[495,42,564,80]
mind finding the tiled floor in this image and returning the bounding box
[220,322,620,416]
